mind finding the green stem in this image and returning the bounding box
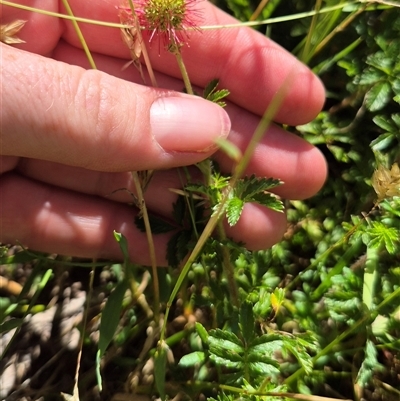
[74,267,95,394]
[217,222,240,308]
[0,0,127,27]
[313,4,367,57]
[173,46,194,95]
[160,188,231,341]
[233,68,292,179]
[60,0,96,69]
[160,70,294,342]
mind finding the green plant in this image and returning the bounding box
[1,1,400,401]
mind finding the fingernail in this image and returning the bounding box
[150,96,231,152]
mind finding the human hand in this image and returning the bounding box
[0,0,327,266]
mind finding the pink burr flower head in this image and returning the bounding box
[119,0,203,50]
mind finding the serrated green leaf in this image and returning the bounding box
[248,340,283,363]
[250,192,284,212]
[171,195,186,225]
[372,115,397,132]
[367,52,394,73]
[166,230,192,267]
[209,328,243,345]
[208,329,245,365]
[370,132,395,152]
[134,213,176,234]
[271,288,285,315]
[239,300,255,344]
[250,333,283,348]
[248,361,280,376]
[366,221,399,254]
[235,175,282,200]
[203,78,230,107]
[392,79,400,97]
[209,354,242,369]
[356,340,385,387]
[209,344,243,362]
[178,351,206,367]
[203,78,219,99]
[208,331,244,355]
[358,67,386,85]
[177,229,193,260]
[226,197,244,226]
[98,279,128,357]
[254,288,272,317]
[392,113,400,127]
[371,314,389,337]
[209,90,230,107]
[282,339,313,375]
[226,175,283,221]
[365,81,392,111]
[247,352,280,368]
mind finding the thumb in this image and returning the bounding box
[1,44,231,171]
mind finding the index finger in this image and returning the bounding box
[60,0,325,125]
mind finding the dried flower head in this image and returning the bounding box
[372,163,400,201]
[0,20,26,45]
[119,0,202,49]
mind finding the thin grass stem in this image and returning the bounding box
[2,0,384,33]
[173,47,194,95]
[0,0,127,28]
[127,0,158,87]
[60,0,96,69]
[131,172,160,322]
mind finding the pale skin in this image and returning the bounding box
[0,0,327,266]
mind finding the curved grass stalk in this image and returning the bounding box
[0,0,127,28]
[131,171,160,323]
[200,2,379,30]
[300,0,323,64]
[312,3,368,56]
[68,267,95,398]
[1,0,383,33]
[126,0,158,87]
[61,0,96,69]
